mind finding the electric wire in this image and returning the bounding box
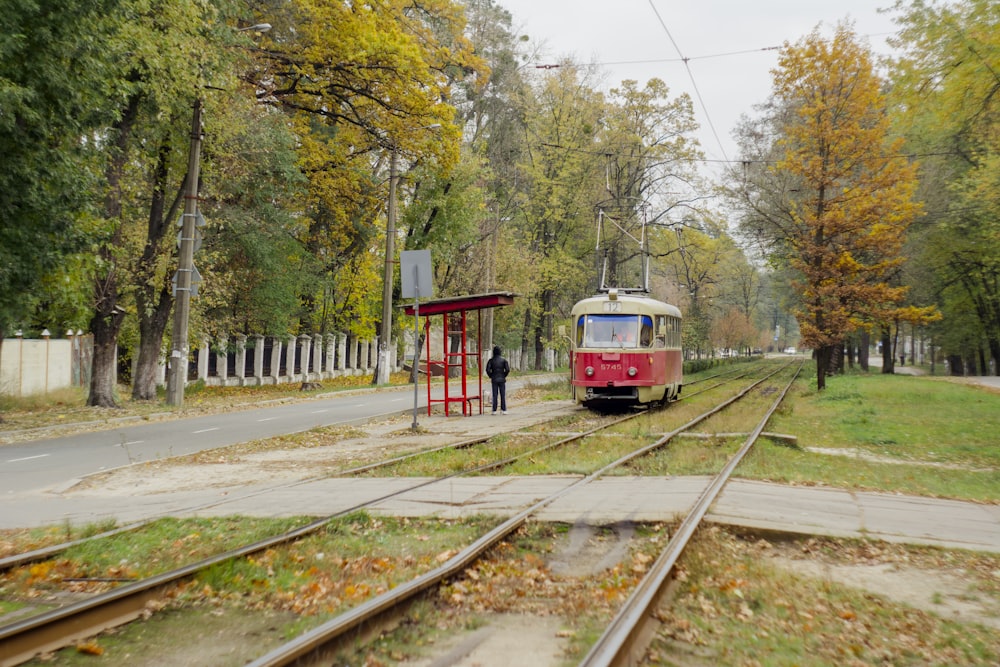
[645,0,729,164]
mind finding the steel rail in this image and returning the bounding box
[579,361,803,667]
[0,398,640,664]
[244,364,790,666]
[1,359,749,574]
[1,364,780,665]
[0,404,570,574]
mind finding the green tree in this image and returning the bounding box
[517,63,605,368]
[0,0,119,365]
[250,0,485,352]
[598,78,702,289]
[890,0,1000,375]
[657,220,727,358]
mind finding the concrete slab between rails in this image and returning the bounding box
[195,476,1000,554]
[6,476,1000,555]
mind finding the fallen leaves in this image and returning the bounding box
[75,641,104,656]
[651,527,1000,666]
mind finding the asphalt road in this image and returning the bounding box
[1,385,427,495]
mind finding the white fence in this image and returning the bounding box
[1,327,540,397]
[0,334,92,398]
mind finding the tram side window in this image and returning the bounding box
[576,316,585,347]
[655,315,666,347]
[668,316,681,348]
[640,315,653,347]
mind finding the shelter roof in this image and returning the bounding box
[401,291,516,316]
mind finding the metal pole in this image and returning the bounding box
[377,149,398,385]
[167,99,203,406]
[411,274,420,430]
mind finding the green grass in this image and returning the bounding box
[0,517,314,602]
[739,369,1000,501]
[773,372,1000,465]
[650,526,1000,666]
[347,361,1000,502]
[19,513,504,666]
[630,365,1000,501]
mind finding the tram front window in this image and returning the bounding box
[584,315,639,348]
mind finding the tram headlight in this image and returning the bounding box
[627,366,638,377]
[585,366,595,377]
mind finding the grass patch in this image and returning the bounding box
[746,370,1000,501]
[0,519,121,559]
[189,513,500,612]
[1,517,313,600]
[772,371,1000,466]
[21,513,504,665]
[612,364,1000,501]
[650,526,1000,666]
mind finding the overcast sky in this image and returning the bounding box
[496,0,901,171]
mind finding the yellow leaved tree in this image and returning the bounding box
[253,0,486,337]
[732,23,930,389]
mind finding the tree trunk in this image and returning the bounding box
[880,329,894,374]
[520,303,532,368]
[858,330,870,371]
[829,344,844,375]
[88,303,126,407]
[967,352,978,376]
[948,354,963,376]
[132,292,172,400]
[133,138,178,401]
[815,344,833,390]
[410,332,425,384]
[448,319,461,379]
[88,94,139,407]
[533,289,552,371]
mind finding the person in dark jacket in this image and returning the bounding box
[485,345,510,414]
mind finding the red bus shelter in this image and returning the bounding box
[401,291,516,416]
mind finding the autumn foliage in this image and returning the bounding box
[739,24,927,388]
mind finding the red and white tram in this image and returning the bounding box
[570,288,683,409]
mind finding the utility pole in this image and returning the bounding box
[376,149,398,385]
[167,99,203,406]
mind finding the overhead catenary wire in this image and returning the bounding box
[645,0,730,164]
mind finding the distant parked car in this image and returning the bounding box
[783,347,797,354]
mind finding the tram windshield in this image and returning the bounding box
[577,314,653,349]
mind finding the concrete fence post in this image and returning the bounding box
[217,335,229,385]
[298,334,312,381]
[285,335,296,381]
[269,336,283,384]
[324,334,336,378]
[253,334,265,384]
[313,334,324,376]
[197,337,210,382]
[235,334,247,383]
[335,333,347,374]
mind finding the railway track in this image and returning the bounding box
[580,360,803,665]
[0,360,794,665]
